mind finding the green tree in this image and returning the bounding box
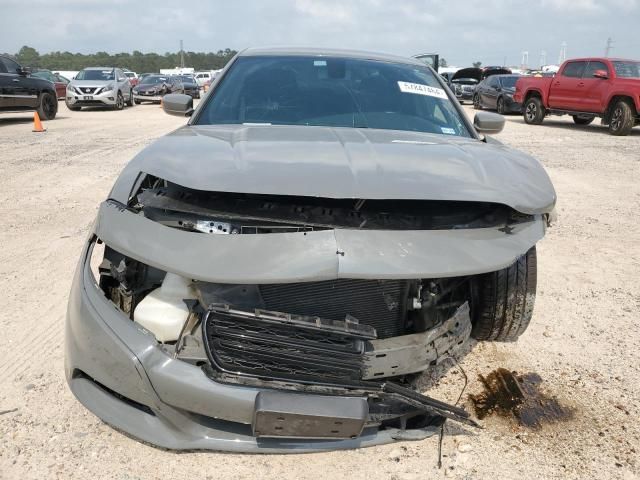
[472,61,482,68]
[439,58,448,68]
[16,45,40,67]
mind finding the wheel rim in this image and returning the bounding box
[118,94,124,109]
[525,102,537,121]
[43,95,55,118]
[611,107,622,130]
[474,96,479,107]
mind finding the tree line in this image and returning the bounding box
[3,46,238,72]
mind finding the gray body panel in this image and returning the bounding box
[109,125,555,215]
[65,240,440,452]
[96,201,545,283]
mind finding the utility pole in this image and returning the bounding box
[558,41,567,64]
[521,51,529,70]
[180,40,185,68]
[503,56,507,67]
[604,37,614,57]
[540,50,547,68]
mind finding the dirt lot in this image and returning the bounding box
[0,101,638,480]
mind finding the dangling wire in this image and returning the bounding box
[437,355,469,469]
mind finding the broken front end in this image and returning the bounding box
[65,176,546,451]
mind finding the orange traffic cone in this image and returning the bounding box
[32,112,46,132]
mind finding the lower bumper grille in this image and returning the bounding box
[203,307,375,382]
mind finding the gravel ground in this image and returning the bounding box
[0,101,638,480]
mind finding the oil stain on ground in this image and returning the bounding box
[469,368,574,428]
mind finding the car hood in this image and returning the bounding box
[136,84,164,91]
[71,79,113,87]
[110,125,556,215]
[452,68,482,82]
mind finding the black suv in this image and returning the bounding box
[0,56,58,120]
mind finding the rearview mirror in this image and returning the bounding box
[474,111,505,135]
[593,69,608,79]
[162,93,194,117]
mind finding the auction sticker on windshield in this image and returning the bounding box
[398,81,448,100]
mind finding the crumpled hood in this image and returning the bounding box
[111,125,556,215]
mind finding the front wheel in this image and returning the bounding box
[573,115,595,125]
[472,247,537,342]
[38,92,58,120]
[114,91,125,110]
[497,97,505,115]
[523,97,545,125]
[126,90,134,107]
[473,94,482,110]
[608,100,635,136]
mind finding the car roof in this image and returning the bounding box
[83,67,115,70]
[238,47,426,67]
[564,57,638,63]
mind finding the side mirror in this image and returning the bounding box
[18,66,31,76]
[593,69,608,79]
[474,111,505,135]
[162,93,194,117]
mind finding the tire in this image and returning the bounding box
[126,89,134,107]
[473,94,482,110]
[497,97,505,115]
[608,100,635,136]
[573,115,595,125]
[134,99,141,105]
[66,102,81,111]
[37,92,58,120]
[471,247,537,342]
[114,91,125,110]
[523,96,545,125]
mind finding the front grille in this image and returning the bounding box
[203,307,374,382]
[259,279,408,339]
[81,87,97,94]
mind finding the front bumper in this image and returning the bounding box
[66,238,466,452]
[455,91,474,101]
[503,95,522,113]
[133,94,163,102]
[66,89,118,107]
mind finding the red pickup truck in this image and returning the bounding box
[514,57,640,135]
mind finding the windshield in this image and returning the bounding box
[75,69,114,81]
[196,56,472,138]
[180,75,195,82]
[613,61,640,78]
[124,72,136,78]
[500,76,519,88]
[140,76,169,85]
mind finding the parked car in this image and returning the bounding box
[66,67,134,111]
[443,67,512,104]
[0,55,58,119]
[124,71,139,87]
[31,69,69,99]
[132,74,183,104]
[66,47,556,452]
[179,74,200,99]
[473,74,522,114]
[514,57,640,135]
[194,71,212,87]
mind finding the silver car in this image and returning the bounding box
[66,47,556,452]
[66,67,134,110]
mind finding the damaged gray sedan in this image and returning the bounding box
[65,47,556,452]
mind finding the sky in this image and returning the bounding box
[1,0,638,67]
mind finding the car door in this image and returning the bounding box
[548,61,586,110]
[580,60,610,113]
[0,57,39,109]
[0,58,12,109]
[483,76,500,109]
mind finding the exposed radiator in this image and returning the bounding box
[259,279,409,339]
